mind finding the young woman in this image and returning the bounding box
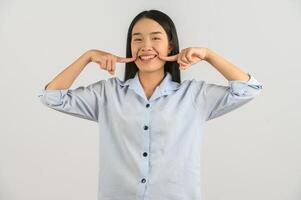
[38,9,263,200]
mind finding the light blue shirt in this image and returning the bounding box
[38,71,263,200]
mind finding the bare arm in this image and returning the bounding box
[45,50,92,90]
[204,48,250,82]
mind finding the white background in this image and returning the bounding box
[1,0,300,199]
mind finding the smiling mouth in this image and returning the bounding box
[139,55,158,62]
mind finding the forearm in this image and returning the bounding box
[204,48,250,81]
[45,50,92,90]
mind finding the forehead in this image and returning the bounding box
[132,18,166,36]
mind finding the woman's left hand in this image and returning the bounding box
[158,47,209,70]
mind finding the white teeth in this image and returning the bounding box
[140,55,156,60]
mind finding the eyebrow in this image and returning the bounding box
[132,31,163,36]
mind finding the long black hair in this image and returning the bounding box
[124,9,181,83]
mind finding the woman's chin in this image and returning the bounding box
[136,64,164,72]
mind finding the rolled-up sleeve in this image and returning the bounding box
[191,73,263,121]
[37,80,106,122]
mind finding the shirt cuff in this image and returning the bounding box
[37,88,69,106]
[228,73,263,96]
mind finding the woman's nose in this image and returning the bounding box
[141,47,153,52]
[141,38,153,48]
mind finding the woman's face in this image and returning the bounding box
[131,18,173,73]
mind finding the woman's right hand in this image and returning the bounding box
[88,49,137,75]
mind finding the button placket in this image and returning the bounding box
[140,102,151,187]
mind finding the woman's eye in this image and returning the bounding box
[133,38,160,41]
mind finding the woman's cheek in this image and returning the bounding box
[133,50,138,57]
[155,47,168,56]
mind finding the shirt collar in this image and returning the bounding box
[117,71,181,102]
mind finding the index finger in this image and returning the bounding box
[116,55,137,63]
[158,54,178,62]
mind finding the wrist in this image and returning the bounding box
[204,48,212,62]
[204,48,214,62]
[84,49,94,63]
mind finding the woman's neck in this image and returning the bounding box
[138,70,166,98]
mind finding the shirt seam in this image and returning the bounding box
[95,80,107,123]
[190,80,201,113]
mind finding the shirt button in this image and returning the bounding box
[141,178,146,183]
[146,104,150,108]
[143,152,148,157]
[144,125,148,130]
